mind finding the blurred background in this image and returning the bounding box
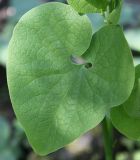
[0,0,140,160]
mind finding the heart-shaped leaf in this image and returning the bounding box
[7,2,135,155]
[111,65,140,140]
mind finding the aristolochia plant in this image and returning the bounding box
[7,0,140,159]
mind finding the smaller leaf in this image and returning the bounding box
[111,65,140,140]
[107,0,123,24]
[67,0,101,14]
[86,0,108,10]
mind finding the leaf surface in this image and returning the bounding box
[82,25,135,108]
[7,2,134,155]
[111,65,140,140]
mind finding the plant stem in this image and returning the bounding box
[102,117,113,160]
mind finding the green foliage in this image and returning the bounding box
[6,0,139,157]
[111,65,140,140]
[68,0,123,24]
[107,0,123,24]
[86,0,108,10]
[67,0,101,13]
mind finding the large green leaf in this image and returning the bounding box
[111,65,140,140]
[7,2,103,155]
[7,2,134,155]
[67,0,101,13]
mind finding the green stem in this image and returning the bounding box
[102,117,113,160]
